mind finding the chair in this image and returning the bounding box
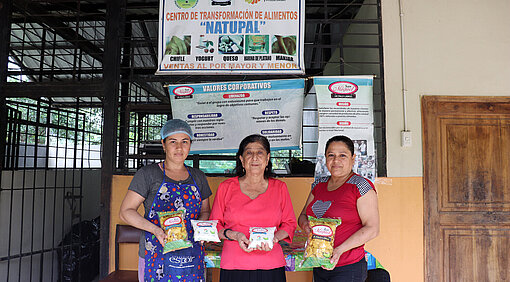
[100,225,141,282]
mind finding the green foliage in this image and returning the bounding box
[6,98,103,145]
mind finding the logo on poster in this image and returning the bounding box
[329,81,358,98]
[175,0,198,9]
[173,86,194,96]
[329,81,358,94]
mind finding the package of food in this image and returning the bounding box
[248,227,276,249]
[301,216,341,268]
[190,219,221,242]
[157,210,192,253]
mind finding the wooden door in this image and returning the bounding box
[422,96,510,282]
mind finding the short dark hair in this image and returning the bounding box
[325,135,355,156]
[234,134,274,178]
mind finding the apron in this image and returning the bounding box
[144,164,204,282]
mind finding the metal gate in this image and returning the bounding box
[0,99,102,282]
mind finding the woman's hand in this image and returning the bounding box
[298,214,312,234]
[322,246,345,270]
[120,191,169,245]
[152,225,167,246]
[254,229,288,252]
[321,189,380,270]
[272,235,280,246]
[255,242,273,252]
[233,231,253,253]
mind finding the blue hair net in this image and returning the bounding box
[160,119,192,140]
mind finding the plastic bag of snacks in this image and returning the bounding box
[248,227,276,249]
[158,210,192,253]
[190,219,221,242]
[301,216,341,268]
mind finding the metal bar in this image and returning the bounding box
[28,101,42,281]
[7,159,15,281]
[135,81,168,102]
[118,22,132,170]
[50,108,58,282]
[0,246,84,262]
[60,110,68,282]
[49,30,57,82]
[2,115,88,132]
[13,0,104,62]
[3,81,105,98]
[8,69,104,75]
[77,103,85,231]
[39,104,50,282]
[18,111,27,282]
[8,50,38,82]
[100,0,125,277]
[0,0,12,174]
[38,27,47,82]
[139,20,157,66]
[376,0,387,176]
[72,100,80,282]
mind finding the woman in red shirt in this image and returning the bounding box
[298,135,380,282]
[210,134,297,282]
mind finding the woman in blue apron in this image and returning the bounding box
[120,119,212,282]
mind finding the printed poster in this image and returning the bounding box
[157,0,305,74]
[314,76,376,181]
[168,79,305,153]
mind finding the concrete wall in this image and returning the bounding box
[375,1,510,280]
[382,0,510,177]
[110,175,423,282]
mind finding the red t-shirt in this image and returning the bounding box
[209,177,297,270]
[306,173,375,267]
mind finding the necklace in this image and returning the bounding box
[161,161,188,181]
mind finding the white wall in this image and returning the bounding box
[382,0,510,177]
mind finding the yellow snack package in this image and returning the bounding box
[157,210,192,253]
[301,216,341,268]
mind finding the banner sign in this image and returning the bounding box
[314,76,376,181]
[168,79,305,153]
[157,0,305,74]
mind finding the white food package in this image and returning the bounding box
[248,227,276,249]
[190,220,221,242]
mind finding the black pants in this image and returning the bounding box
[220,267,286,282]
[313,258,367,282]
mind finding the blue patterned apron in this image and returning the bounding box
[144,164,204,282]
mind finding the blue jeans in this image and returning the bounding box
[313,258,367,282]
